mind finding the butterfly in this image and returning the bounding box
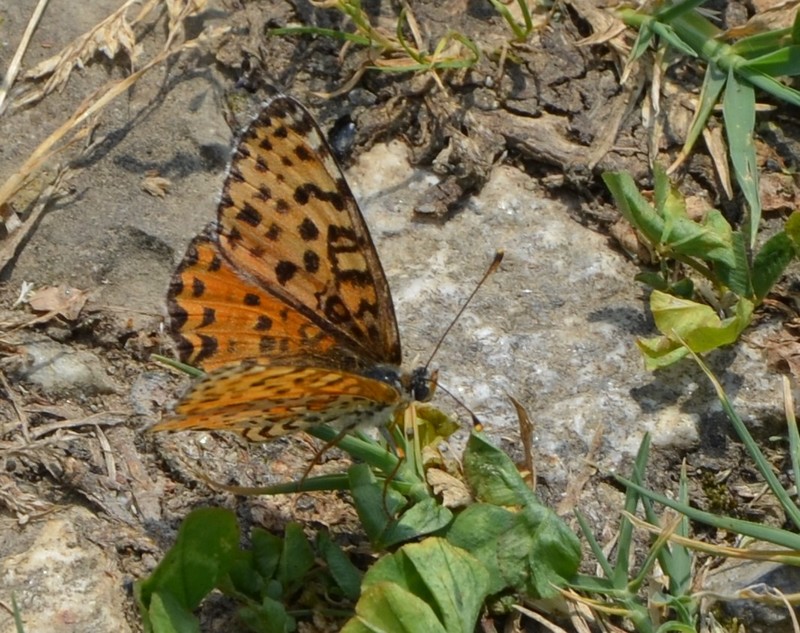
[152,94,433,442]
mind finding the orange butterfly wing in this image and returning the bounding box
[154,364,401,441]
[155,95,420,440]
[168,229,359,373]
[168,95,401,373]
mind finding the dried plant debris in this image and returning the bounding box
[27,285,88,321]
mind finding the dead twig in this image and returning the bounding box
[0,369,30,443]
[27,411,129,441]
[93,424,117,482]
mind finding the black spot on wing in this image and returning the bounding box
[276,260,298,285]
[237,203,262,227]
[298,217,319,241]
[303,250,320,273]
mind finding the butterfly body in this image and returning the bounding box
[153,94,433,440]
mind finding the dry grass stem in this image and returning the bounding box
[0,0,51,115]
[13,0,160,111]
[0,166,71,274]
[94,424,117,482]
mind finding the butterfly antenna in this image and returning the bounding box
[435,382,483,431]
[424,250,504,370]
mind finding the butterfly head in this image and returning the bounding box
[405,366,437,403]
[363,365,436,403]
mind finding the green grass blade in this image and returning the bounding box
[11,594,25,633]
[668,464,693,596]
[629,20,655,62]
[723,68,760,248]
[738,45,800,76]
[731,27,794,58]
[612,432,651,588]
[574,510,615,578]
[488,0,527,41]
[794,8,800,42]
[649,21,698,57]
[655,0,711,22]
[784,377,800,494]
[268,25,372,46]
[668,10,725,57]
[737,64,800,106]
[678,63,726,167]
[151,353,204,378]
[616,476,800,549]
[688,344,800,528]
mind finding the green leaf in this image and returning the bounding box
[629,20,655,62]
[501,506,580,598]
[413,404,460,447]
[669,277,695,298]
[357,538,490,633]
[737,65,800,107]
[635,272,670,292]
[455,433,581,598]
[399,539,490,633]
[342,582,448,633]
[654,165,684,238]
[649,21,698,57]
[147,591,200,633]
[794,8,800,43]
[268,25,372,46]
[636,273,694,298]
[462,431,538,507]
[446,504,515,595]
[379,498,453,549]
[448,503,580,599]
[663,211,734,267]
[604,167,736,270]
[752,230,797,302]
[135,508,239,612]
[653,291,753,350]
[348,464,408,548]
[786,210,800,247]
[318,531,362,601]
[278,523,315,593]
[637,336,691,369]
[251,528,283,581]
[638,291,755,368]
[730,26,794,58]
[348,461,448,548]
[712,227,751,297]
[224,551,265,601]
[603,172,665,246]
[654,0,710,25]
[238,595,294,633]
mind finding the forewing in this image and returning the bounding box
[168,229,364,371]
[153,364,402,442]
[216,95,401,365]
